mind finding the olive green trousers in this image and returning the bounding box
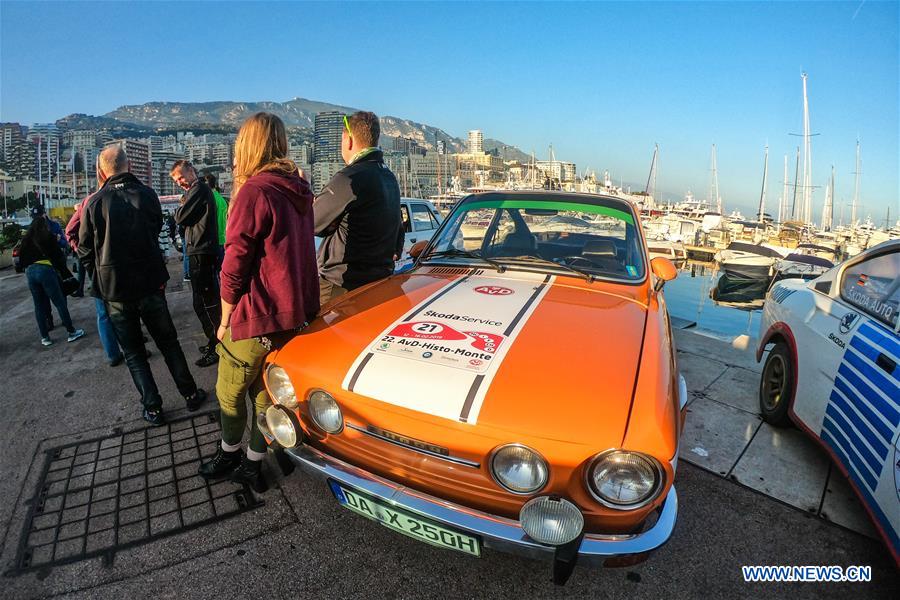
[215,328,273,453]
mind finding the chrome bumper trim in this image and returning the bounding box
[285,444,678,564]
[678,373,689,410]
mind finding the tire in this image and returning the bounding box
[759,341,794,427]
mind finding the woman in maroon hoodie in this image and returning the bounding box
[198,112,319,491]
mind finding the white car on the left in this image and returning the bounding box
[757,239,899,566]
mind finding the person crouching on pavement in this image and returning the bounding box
[171,160,221,368]
[198,112,319,493]
[78,144,206,426]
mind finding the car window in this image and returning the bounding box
[426,197,644,282]
[840,250,900,328]
[400,205,412,233]
[411,204,435,232]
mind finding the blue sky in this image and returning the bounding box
[1,1,897,222]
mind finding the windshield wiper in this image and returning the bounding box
[493,255,597,282]
[425,248,506,273]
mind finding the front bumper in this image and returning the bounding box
[284,443,678,565]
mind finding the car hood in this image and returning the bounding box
[284,266,649,447]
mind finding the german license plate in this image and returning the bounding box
[328,480,481,557]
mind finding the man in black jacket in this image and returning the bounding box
[79,145,205,426]
[171,160,220,367]
[314,111,404,305]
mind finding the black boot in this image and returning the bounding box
[198,446,242,479]
[229,456,268,493]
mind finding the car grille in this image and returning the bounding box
[422,266,485,276]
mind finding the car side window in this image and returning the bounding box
[411,204,435,232]
[840,250,900,328]
[400,205,412,233]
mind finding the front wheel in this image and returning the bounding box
[759,342,794,427]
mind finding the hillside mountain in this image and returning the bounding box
[105,98,358,129]
[56,97,530,160]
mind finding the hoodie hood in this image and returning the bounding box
[248,170,313,216]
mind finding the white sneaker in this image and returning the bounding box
[41,337,53,347]
[67,329,85,342]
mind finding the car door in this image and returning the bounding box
[811,248,900,559]
[409,202,441,246]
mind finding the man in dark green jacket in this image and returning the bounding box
[313,111,404,305]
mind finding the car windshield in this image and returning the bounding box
[423,197,646,281]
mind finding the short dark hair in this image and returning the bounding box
[347,111,380,148]
[170,159,194,174]
[204,173,218,190]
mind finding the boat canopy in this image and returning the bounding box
[796,243,835,253]
[725,241,784,257]
[782,253,834,268]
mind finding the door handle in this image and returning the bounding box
[876,353,896,375]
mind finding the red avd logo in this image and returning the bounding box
[474,286,514,296]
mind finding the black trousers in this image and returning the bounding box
[106,290,197,411]
[188,254,222,347]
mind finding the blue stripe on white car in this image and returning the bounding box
[823,320,900,495]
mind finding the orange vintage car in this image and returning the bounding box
[260,191,686,583]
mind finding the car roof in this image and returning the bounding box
[456,190,637,216]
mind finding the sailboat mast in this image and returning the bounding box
[801,72,813,225]
[791,146,800,220]
[780,154,788,224]
[708,144,720,213]
[530,150,536,190]
[851,139,860,225]
[757,144,768,222]
[821,165,834,231]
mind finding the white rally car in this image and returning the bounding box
[757,239,899,565]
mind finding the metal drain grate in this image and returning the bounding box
[10,412,263,574]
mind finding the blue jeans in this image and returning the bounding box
[95,298,123,362]
[26,264,74,338]
[183,249,190,279]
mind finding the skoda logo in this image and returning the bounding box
[839,312,859,335]
[422,352,433,358]
[474,286,514,296]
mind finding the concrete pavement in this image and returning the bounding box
[0,264,895,599]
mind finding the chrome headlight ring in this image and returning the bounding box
[584,449,664,510]
[266,364,298,409]
[489,443,550,495]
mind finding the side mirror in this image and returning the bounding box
[650,257,677,292]
[409,240,429,259]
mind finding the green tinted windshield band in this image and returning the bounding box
[463,200,634,225]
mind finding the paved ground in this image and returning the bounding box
[0,263,896,599]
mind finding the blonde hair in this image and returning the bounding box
[232,112,297,198]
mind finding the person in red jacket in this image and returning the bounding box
[66,198,124,365]
[198,112,319,492]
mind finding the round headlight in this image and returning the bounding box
[587,450,661,509]
[265,405,298,448]
[308,390,343,434]
[266,364,298,409]
[490,444,549,494]
[520,496,584,545]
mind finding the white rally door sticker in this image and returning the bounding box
[342,271,554,424]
